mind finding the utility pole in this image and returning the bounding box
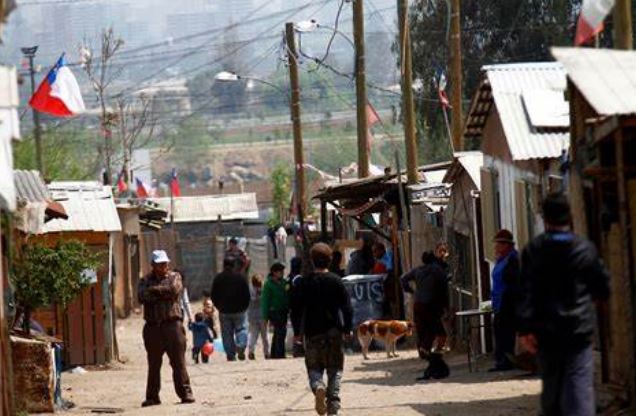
[397,0,418,184]
[614,0,633,50]
[353,0,370,178]
[21,46,45,177]
[449,0,463,151]
[285,22,306,222]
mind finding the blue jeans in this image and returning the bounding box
[220,312,248,359]
[538,343,594,416]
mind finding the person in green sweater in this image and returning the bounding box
[262,262,290,359]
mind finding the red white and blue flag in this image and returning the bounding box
[116,170,128,193]
[29,54,85,117]
[135,177,149,199]
[436,71,451,109]
[575,0,615,45]
[170,168,181,197]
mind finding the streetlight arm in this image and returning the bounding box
[240,76,287,96]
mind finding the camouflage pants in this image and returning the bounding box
[304,329,345,414]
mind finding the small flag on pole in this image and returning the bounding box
[135,177,149,199]
[170,168,181,197]
[29,54,85,117]
[436,71,451,109]
[575,0,615,45]
[116,170,128,193]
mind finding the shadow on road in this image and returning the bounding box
[346,355,538,387]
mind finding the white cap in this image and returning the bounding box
[151,250,170,264]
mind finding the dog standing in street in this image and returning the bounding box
[357,320,414,359]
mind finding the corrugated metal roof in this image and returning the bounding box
[443,151,485,191]
[552,47,636,116]
[42,181,122,233]
[463,62,570,161]
[149,193,259,223]
[14,170,50,203]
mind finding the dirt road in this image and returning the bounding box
[52,312,541,416]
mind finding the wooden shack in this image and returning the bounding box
[553,47,636,407]
[463,62,571,267]
[31,181,122,366]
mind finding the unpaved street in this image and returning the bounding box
[52,312,541,416]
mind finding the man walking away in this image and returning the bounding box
[490,229,521,372]
[401,251,450,380]
[211,258,251,361]
[291,243,353,416]
[137,250,195,407]
[518,192,610,416]
[262,262,290,359]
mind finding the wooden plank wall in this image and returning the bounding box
[1,229,14,415]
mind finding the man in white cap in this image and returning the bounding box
[137,250,195,407]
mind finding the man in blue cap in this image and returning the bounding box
[138,250,194,407]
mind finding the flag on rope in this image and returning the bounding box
[575,0,615,45]
[29,54,85,117]
[436,70,451,109]
[135,177,149,199]
[170,168,181,197]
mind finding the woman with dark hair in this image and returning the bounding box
[329,251,345,277]
[346,234,375,275]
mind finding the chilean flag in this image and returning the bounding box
[29,54,85,117]
[135,177,149,199]
[170,168,181,197]
[575,0,615,46]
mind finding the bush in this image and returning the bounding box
[11,240,101,334]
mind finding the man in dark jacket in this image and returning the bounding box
[211,258,251,361]
[291,243,353,416]
[490,228,521,372]
[401,251,450,380]
[137,250,195,407]
[518,193,610,416]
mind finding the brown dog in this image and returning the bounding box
[357,320,414,359]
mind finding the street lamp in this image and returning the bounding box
[294,19,355,49]
[295,15,369,178]
[213,71,287,96]
[21,45,45,177]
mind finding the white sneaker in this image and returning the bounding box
[314,386,327,415]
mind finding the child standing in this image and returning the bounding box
[247,273,269,360]
[189,312,214,364]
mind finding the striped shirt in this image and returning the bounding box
[138,271,184,324]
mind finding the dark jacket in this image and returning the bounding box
[346,249,374,275]
[401,263,449,311]
[188,321,214,348]
[210,269,250,314]
[138,271,184,324]
[291,271,353,338]
[518,231,610,349]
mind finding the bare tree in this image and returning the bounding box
[80,28,124,185]
[115,94,157,185]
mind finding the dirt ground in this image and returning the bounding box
[49,310,541,416]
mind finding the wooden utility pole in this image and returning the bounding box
[397,0,418,184]
[285,22,306,218]
[21,46,45,177]
[353,0,370,178]
[449,0,463,151]
[614,0,633,50]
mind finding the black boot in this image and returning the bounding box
[429,353,450,379]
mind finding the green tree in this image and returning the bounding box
[11,240,101,334]
[13,127,98,181]
[405,0,603,161]
[270,163,292,226]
